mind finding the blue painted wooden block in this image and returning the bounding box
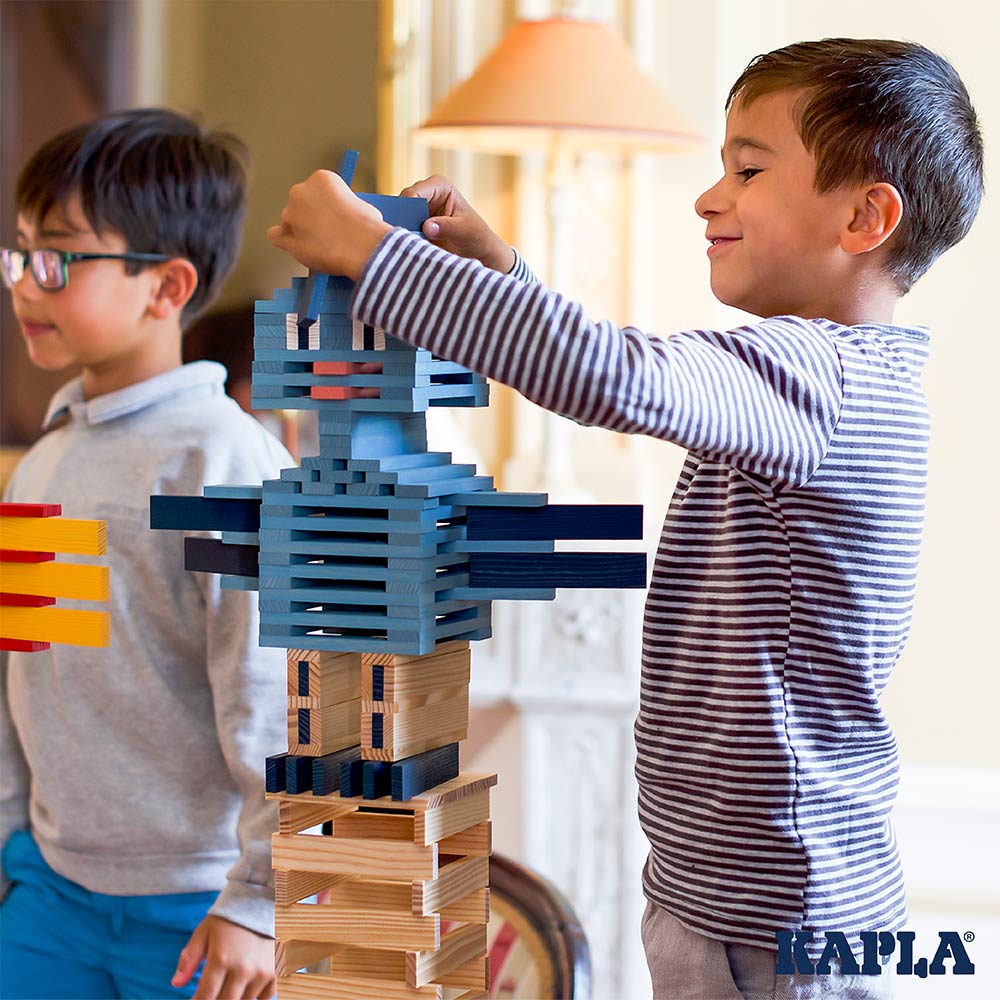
[311,745,362,797]
[285,754,314,794]
[265,752,289,793]
[362,760,392,799]
[391,743,460,801]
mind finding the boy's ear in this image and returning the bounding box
[842,182,903,256]
[146,258,199,320]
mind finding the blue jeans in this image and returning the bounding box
[1,831,218,1000]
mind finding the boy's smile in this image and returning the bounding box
[11,196,189,399]
[695,89,891,324]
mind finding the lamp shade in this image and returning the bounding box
[415,18,701,155]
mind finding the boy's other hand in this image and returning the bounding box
[400,175,516,274]
[172,913,275,999]
[268,170,391,281]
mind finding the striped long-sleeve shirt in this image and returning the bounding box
[353,228,928,950]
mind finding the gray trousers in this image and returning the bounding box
[641,902,894,1000]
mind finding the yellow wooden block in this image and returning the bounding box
[0,561,109,601]
[0,517,106,555]
[1,606,109,647]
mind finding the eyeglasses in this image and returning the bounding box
[0,247,171,292]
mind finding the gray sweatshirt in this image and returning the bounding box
[1,362,291,937]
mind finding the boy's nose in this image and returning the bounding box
[695,178,726,220]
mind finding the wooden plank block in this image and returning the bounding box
[266,773,497,812]
[277,972,441,999]
[0,594,55,607]
[465,503,642,541]
[362,651,470,710]
[287,649,362,702]
[436,955,488,991]
[329,945,405,980]
[275,939,336,978]
[1,606,109,647]
[361,640,469,671]
[0,638,50,652]
[392,744,460,802]
[184,537,258,577]
[0,561,109,601]
[278,797,358,835]
[274,870,352,906]
[312,746,363,797]
[266,752,289,793]
[327,877,410,912]
[414,857,488,917]
[288,700,361,755]
[274,901,439,951]
[437,821,491,858]
[415,791,490,847]
[438,887,489,926]
[0,517,105,555]
[407,924,486,989]
[0,549,54,563]
[0,503,61,517]
[329,810,414,842]
[363,691,469,762]
[272,832,437,880]
[148,495,260,532]
[468,551,647,589]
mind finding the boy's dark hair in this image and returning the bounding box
[16,107,249,324]
[728,39,983,295]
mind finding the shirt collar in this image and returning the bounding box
[42,361,228,430]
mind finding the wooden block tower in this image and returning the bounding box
[151,152,645,999]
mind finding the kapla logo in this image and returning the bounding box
[775,931,975,979]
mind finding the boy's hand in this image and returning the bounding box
[400,175,516,274]
[172,913,275,999]
[268,170,391,281]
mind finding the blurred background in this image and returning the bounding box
[1,1,996,996]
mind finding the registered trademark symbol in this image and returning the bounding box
[964,931,975,942]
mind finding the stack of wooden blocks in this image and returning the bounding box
[0,501,109,652]
[268,640,494,999]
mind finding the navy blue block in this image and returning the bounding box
[340,758,364,797]
[297,271,328,331]
[321,820,334,835]
[391,743,460,802]
[285,755,314,794]
[297,709,310,744]
[311,745,362,796]
[362,760,392,799]
[297,660,310,696]
[265,752,289,793]
[371,714,383,749]
[184,538,259,577]
[150,495,260,532]
[371,664,385,701]
[465,504,642,541]
[468,552,647,589]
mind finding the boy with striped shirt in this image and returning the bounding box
[268,39,983,1000]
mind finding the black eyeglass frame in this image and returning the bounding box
[0,248,172,291]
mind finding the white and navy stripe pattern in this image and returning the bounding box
[354,229,928,950]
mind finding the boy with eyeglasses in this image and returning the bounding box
[0,109,290,1000]
[269,39,983,1000]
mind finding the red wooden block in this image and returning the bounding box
[0,593,57,607]
[0,638,51,652]
[310,386,354,400]
[0,550,55,563]
[0,503,62,518]
[313,362,353,375]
